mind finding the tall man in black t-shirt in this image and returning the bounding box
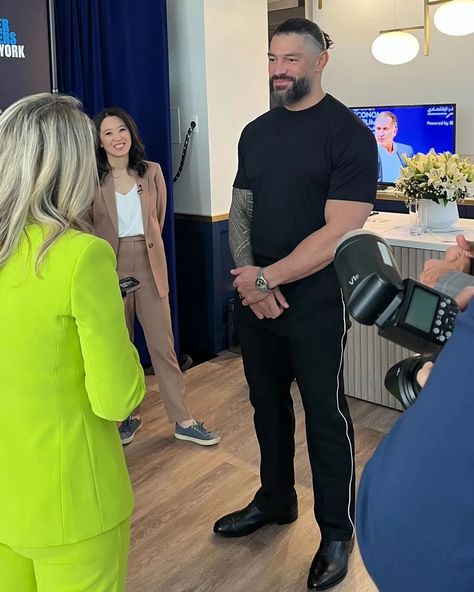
[213,18,378,590]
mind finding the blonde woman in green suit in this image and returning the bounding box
[0,94,146,591]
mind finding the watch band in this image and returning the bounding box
[255,267,272,292]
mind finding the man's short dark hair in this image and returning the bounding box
[272,18,333,52]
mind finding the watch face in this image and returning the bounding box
[256,277,268,290]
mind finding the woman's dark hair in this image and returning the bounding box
[272,18,333,52]
[93,107,148,181]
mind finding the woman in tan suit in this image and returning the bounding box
[91,107,219,446]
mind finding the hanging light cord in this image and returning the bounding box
[173,121,196,184]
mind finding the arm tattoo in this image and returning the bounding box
[229,187,254,267]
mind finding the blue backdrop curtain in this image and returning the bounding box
[54,0,179,359]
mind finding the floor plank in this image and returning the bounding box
[125,352,401,592]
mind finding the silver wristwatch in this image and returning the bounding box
[255,267,271,292]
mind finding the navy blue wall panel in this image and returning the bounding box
[174,216,234,358]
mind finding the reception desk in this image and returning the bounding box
[344,212,474,410]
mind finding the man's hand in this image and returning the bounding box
[420,235,474,288]
[420,258,471,288]
[454,286,474,310]
[232,265,272,305]
[445,234,474,263]
[416,360,435,389]
[249,287,289,320]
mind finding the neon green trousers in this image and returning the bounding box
[0,519,130,592]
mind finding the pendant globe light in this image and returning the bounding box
[372,31,420,64]
[433,0,474,36]
[372,0,422,65]
[372,0,474,65]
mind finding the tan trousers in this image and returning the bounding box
[117,236,190,423]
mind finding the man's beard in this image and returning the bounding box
[270,75,312,107]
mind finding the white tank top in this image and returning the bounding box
[115,184,144,237]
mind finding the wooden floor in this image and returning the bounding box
[125,352,401,592]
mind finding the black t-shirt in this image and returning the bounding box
[233,94,378,269]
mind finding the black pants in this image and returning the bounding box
[236,268,355,541]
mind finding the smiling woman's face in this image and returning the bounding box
[99,116,132,159]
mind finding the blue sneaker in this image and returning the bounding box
[175,421,220,446]
[119,416,143,445]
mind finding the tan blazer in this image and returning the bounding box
[90,161,169,298]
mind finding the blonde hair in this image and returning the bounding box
[0,93,98,270]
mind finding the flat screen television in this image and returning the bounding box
[350,103,456,186]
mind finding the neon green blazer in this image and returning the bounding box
[0,225,145,547]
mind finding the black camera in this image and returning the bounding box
[334,230,459,408]
[383,353,435,409]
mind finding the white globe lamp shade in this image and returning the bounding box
[434,0,474,36]
[371,32,420,65]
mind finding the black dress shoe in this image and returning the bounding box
[307,538,354,590]
[213,502,298,537]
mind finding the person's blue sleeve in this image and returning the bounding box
[357,299,474,592]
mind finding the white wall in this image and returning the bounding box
[204,0,269,215]
[168,0,269,216]
[311,0,474,155]
[167,0,212,216]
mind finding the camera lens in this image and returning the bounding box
[384,354,436,409]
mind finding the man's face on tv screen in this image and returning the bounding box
[375,115,397,150]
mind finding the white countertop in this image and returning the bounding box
[363,212,474,251]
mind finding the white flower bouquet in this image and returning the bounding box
[396,150,474,206]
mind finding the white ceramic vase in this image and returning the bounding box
[418,199,459,232]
